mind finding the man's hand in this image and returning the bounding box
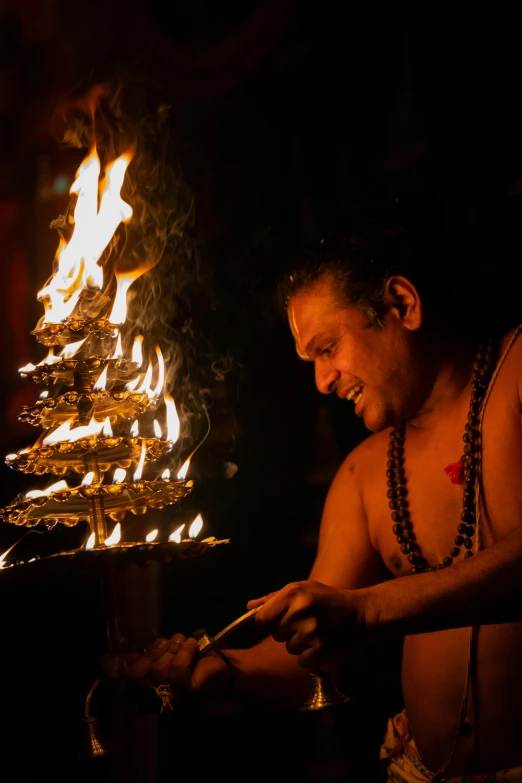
[102,633,233,699]
[247,580,365,669]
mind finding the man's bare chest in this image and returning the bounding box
[366,386,522,576]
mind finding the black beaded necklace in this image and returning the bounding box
[387,338,497,574]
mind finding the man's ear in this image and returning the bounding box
[384,275,422,330]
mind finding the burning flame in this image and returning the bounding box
[43,416,105,445]
[131,335,144,366]
[177,458,190,480]
[130,420,139,436]
[110,332,123,359]
[102,417,113,437]
[133,444,146,481]
[146,529,158,542]
[40,390,49,398]
[136,361,153,396]
[38,348,60,366]
[25,480,69,499]
[60,338,87,359]
[153,419,162,438]
[19,362,36,373]
[81,471,95,487]
[85,532,95,550]
[108,272,140,325]
[164,394,180,445]
[38,146,133,324]
[104,523,121,546]
[161,468,170,481]
[168,524,184,543]
[153,345,165,397]
[93,365,108,390]
[125,375,141,392]
[113,468,126,483]
[188,514,203,539]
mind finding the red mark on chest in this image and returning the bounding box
[444,458,464,485]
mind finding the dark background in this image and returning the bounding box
[1,2,522,780]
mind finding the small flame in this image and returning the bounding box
[85,532,95,550]
[43,416,105,445]
[60,338,87,359]
[161,468,170,481]
[168,524,185,543]
[164,394,180,445]
[19,362,36,373]
[136,361,153,396]
[110,332,124,360]
[108,272,139,325]
[153,345,165,398]
[26,479,69,499]
[38,147,133,325]
[102,417,113,437]
[133,444,146,481]
[113,468,126,483]
[153,419,162,438]
[40,390,49,398]
[38,348,60,366]
[177,458,190,480]
[130,420,139,437]
[131,335,144,366]
[81,471,95,487]
[125,375,141,391]
[188,513,203,539]
[146,529,158,542]
[93,365,108,390]
[104,523,121,546]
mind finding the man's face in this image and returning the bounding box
[287,275,422,432]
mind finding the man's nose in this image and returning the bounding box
[315,362,339,395]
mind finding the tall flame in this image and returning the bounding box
[133,444,147,481]
[131,335,144,366]
[153,345,165,397]
[113,468,126,483]
[177,458,190,480]
[169,524,185,543]
[164,394,180,445]
[110,332,124,359]
[85,532,95,550]
[146,529,158,542]
[104,523,121,546]
[93,365,108,390]
[38,147,133,324]
[43,416,105,445]
[60,338,87,359]
[25,480,68,499]
[188,513,203,539]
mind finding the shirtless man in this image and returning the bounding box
[120,212,522,781]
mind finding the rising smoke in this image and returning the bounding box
[50,75,239,473]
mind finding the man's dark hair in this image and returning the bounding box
[277,195,464,329]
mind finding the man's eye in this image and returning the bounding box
[321,345,334,356]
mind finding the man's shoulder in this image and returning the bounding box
[337,427,391,477]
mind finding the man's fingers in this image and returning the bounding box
[167,634,186,653]
[148,637,171,659]
[172,637,199,669]
[247,593,273,610]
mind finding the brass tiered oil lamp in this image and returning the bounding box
[0,142,226,569]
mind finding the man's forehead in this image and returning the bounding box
[287,285,338,359]
[288,301,308,359]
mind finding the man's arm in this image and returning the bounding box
[217,446,386,709]
[363,520,522,638]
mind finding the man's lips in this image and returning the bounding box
[340,384,363,404]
